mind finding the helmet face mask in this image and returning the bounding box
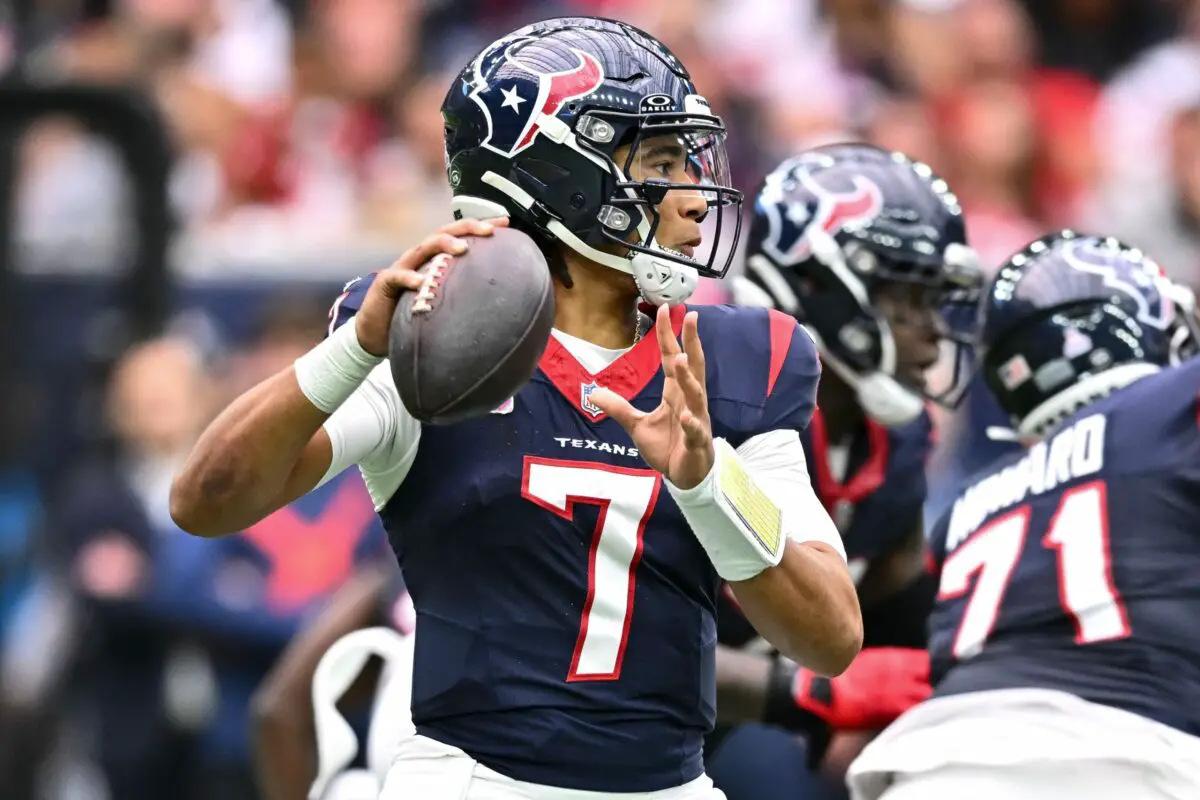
[869,258,983,409]
[441,18,744,305]
[576,101,743,279]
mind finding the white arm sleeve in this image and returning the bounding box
[317,363,421,510]
[735,429,847,561]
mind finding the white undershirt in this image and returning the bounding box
[550,328,632,374]
[318,329,845,558]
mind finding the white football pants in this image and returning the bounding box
[875,760,1186,800]
[848,689,1200,800]
[378,734,728,800]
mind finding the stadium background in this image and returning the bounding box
[0,0,1196,797]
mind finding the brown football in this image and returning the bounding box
[388,226,555,424]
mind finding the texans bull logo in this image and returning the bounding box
[759,168,884,265]
[468,38,605,157]
[1060,239,1175,331]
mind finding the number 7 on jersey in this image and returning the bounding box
[522,457,662,682]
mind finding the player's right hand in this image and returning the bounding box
[790,647,930,730]
[354,217,509,356]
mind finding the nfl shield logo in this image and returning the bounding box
[490,397,514,415]
[580,382,603,417]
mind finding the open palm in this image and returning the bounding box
[589,305,715,490]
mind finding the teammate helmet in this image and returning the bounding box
[441,17,743,306]
[736,143,981,427]
[979,230,1200,439]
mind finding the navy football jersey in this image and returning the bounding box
[330,275,821,792]
[717,408,932,649]
[802,409,932,576]
[928,357,1200,736]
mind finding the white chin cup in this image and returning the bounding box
[854,372,926,428]
[629,250,699,306]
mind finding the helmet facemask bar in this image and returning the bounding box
[1157,274,1200,364]
[574,105,744,279]
[887,249,984,411]
[929,306,980,410]
[844,240,985,411]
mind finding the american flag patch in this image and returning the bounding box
[998,354,1032,391]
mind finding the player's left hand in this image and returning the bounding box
[791,647,931,730]
[589,304,714,489]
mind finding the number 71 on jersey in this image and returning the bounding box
[938,480,1131,659]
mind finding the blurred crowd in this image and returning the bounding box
[13,0,1200,280]
[2,0,1200,798]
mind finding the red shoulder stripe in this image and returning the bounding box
[766,308,796,398]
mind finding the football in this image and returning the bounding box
[388,226,555,425]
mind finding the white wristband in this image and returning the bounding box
[666,438,786,582]
[294,318,384,414]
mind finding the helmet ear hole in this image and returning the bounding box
[517,159,571,187]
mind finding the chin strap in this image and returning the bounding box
[806,327,926,428]
[852,371,927,428]
[456,178,701,307]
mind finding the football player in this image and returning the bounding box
[713,144,982,800]
[251,563,413,800]
[848,230,1200,799]
[171,17,861,800]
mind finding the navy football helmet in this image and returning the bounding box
[441,17,743,306]
[736,143,982,427]
[979,230,1199,438]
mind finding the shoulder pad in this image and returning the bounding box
[326,273,377,337]
[692,305,821,438]
[756,309,821,433]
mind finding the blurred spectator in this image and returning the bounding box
[358,68,457,239]
[867,95,942,172]
[889,0,970,99]
[44,336,217,800]
[943,77,1039,221]
[220,292,331,399]
[1085,102,1200,286]
[217,0,421,243]
[0,374,51,800]
[213,298,388,797]
[1085,0,1200,286]
[1022,0,1179,82]
[19,315,386,799]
